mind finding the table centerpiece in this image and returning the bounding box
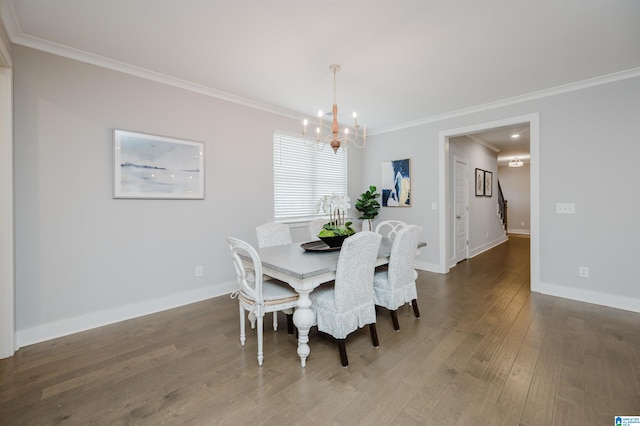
[316,194,355,247]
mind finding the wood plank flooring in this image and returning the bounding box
[2,235,639,425]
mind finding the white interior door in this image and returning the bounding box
[454,158,469,263]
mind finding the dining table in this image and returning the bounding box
[253,236,426,367]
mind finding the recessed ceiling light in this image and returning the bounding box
[511,134,519,139]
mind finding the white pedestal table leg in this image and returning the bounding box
[293,289,315,367]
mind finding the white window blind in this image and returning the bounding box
[273,132,347,221]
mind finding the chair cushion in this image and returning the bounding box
[236,271,298,304]
[262,279,299,305]
[311,283,377,339]
[373,270,417,310]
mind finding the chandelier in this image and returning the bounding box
[509,157,524,167]
[302,65,366,153]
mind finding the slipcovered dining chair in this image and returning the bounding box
[307,218,327,241]
[373,224,422,330]
[226,237,299,366]
[374,220,407,241]
[310,231,382,367]
[256,221,292,248]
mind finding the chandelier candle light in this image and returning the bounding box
[303,65,367,153]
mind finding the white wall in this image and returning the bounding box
[498,163,530,234]
[11,46,364,347]
[366,74,640,313]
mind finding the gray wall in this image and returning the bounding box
[12,46,365,346]
[10,43,640,347]
[498,163,530,234]
[359,125,441,272]
[365,75,640,312]
[0,1,10,61]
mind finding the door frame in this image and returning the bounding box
[0,35,14,358]
[438,113,540,291]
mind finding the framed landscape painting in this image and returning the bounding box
[113,129,205,199]
[381,158,411,207]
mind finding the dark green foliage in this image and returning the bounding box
[355,185,381,220]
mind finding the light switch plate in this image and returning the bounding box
[556,203,575,214]
[579,266,589,278]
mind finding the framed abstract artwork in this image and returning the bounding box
[484,170,493,197]
[113,129,205,199]
[475,168,485,196]
[381,158,411,207]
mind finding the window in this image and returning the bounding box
[273,131,347,221]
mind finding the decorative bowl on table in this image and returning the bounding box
[319,234,350,248]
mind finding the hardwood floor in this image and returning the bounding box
[2,236,639,425]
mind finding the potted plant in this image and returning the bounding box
[316,194,355,247]
[355,185,381,231]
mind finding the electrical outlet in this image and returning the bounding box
[556,203,576,214]
[195,266,203,277]
[578,266,589,278]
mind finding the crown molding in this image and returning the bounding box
[3,1,639,133]
[374,67,640,135]
[1,1,302,122]
[16,32,302,120]
[465,134,500,153]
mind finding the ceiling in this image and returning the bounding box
[458,123,531,166]
[2,0,639,158]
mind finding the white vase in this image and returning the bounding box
[361,219,373,232]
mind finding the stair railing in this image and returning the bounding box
[497,181,507,234]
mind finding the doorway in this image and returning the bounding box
[438,114,540,290]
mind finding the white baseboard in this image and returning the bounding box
[507,228,530,235]
[16,281,238,349]
[415,260,442,273]
[469,235,508,259]
[534,281,640,314]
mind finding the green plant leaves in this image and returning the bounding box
[355,185,381,220]
[319,221,355,237]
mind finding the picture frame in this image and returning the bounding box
[113,129,205,199]
[475,168,485,196]
[484,170,493,197]
[381,158,411,207]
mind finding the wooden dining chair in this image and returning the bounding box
[373,224,422,330]
[226,237,299,366]
[374,220,407,241]
[310,231,382,367]
[255,221,294,332]
[256,221,293,248]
